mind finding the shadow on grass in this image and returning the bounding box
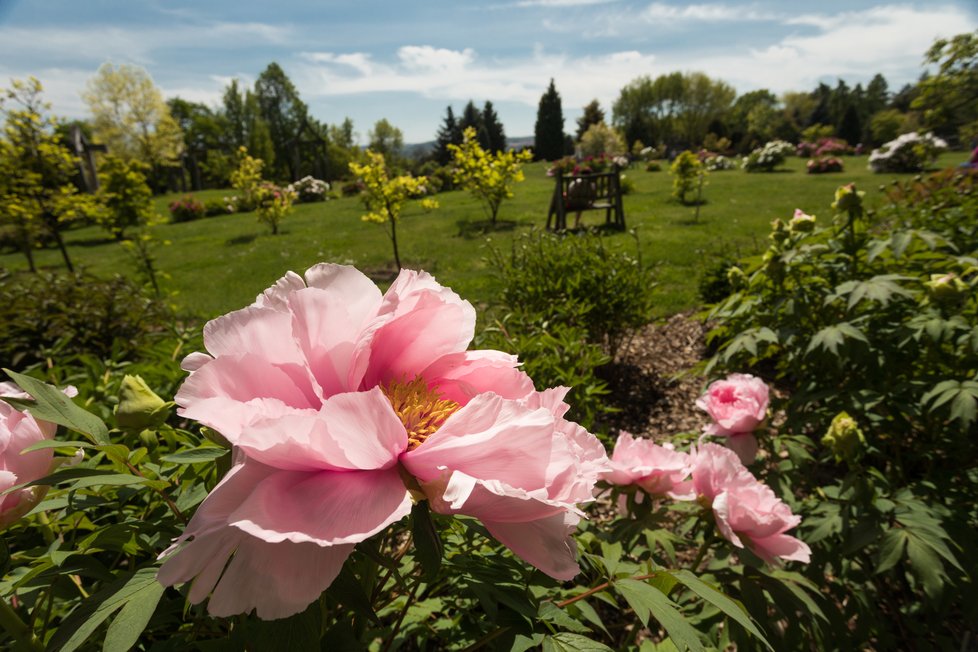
[455,219,518,239]
[69,235,118,248]
[225,234,258,246]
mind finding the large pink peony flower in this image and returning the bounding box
[0,382,75,529]
[157,264,608,619]
[603,432,694,500]
[690,443,809,564]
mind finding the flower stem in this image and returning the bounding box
[0,597,43,652]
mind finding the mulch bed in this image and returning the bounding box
[597,311,710,439]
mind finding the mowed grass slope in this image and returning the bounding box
[1,152,964,320]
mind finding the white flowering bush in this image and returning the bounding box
[742,140,795,172]
[704,154,735,171]
[287,175,330,202]
[868,132,947,173]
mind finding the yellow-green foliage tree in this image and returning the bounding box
[96,155,156,240]
[669,150,705,205]
[449,126,532,226]
[578,122,627,158]
[0,77,96,272]
[229,147,294,234]
[349,150,438,269]
[82,63,184,187]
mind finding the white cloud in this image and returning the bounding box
[513,0,618,6]
[642,2,776,23]
[398,46,475,73]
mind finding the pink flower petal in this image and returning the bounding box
[252,271,306,310]
[422,351,535,405]
[203,305,305,368]
[208,536,354,620]
[228,466,412,546]
[749,533,811,564]
[177,354,318,410]
[483,512,582,581]
[724,433,759,465]
[233,388,407,472]
[402,394,556,490]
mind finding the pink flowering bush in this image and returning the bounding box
[156,264,607,618]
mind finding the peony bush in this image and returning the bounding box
[0,262,819,651]
[742,140,795,172]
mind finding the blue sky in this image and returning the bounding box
[1,1,975,143]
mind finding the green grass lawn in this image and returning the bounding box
[1,151,966,321]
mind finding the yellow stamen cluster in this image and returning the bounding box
[382,377,460,451]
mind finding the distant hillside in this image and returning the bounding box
[404,136,534,160]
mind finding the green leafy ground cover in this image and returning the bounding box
[0,152,964,319]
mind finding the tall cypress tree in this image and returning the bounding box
[534,79,565,161]
[482,101,506,153]
[434,105,460,165]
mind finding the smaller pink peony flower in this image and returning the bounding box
[0,381,77,529]
[690,443,809,564]
[603,432,694,500]
[695,373,769,436]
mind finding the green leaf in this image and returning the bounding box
[160,446,229,464]
[3,369,109,444]
[411,501,443,583]
[20,440,94,453]
[922,379,978,428]
[539,602,592,634]
[906,535,946,600]
[541,633,615,652]
[876,528,908,574]
[249,601,323,651]
[806,322,868,356]
[834,275,913,310]
[47,567,161,652]
[571,599,609,637]
[29,467,147,491]
[325,566,379,625]
[670,570,772,650]
[102,577,164,652]
[615,578,704,652]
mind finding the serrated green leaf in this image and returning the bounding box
[670,570,772,650]
[876,528,908,574]
[571,599,609,637]
[906,536,946,601]
[47,567,160,652]
[102,576,164,652]
[539,602,592,634]
[542,633,615,652]
[615,578,704,652]
[3,369,109,444]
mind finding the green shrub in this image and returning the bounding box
[168,195,205,222]
[203,198,232,217]
[487,229,655,358]
[704,180,978,648]
[0,270,174,369]
[669,150,705,204]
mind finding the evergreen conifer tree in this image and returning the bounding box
[482,101,506,153]
[534,79,565,161]
[434,106,461,165]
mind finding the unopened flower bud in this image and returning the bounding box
[821,411,866,464]
[925,273,968,306]
[726,265,747,288]
[832,183,864,213]
[115,375,170,430]
[789,209,816,233]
